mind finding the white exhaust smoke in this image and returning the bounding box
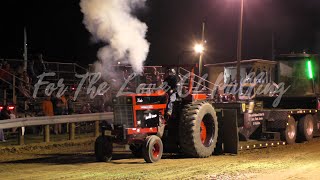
[80,0,149,74]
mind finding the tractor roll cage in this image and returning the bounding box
[178,67,218,96]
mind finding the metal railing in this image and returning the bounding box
[0,58,89,84]
[0,58,92,110]
[0,112,113,145]
[0,112,113,129]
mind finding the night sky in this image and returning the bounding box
[1,0,320,66]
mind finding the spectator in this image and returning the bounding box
[66,94,75,115]
[27,60,36,82]
[105,105,112,112]
[0,105,11,120]
[0,61,4,88]
[58,95,68,133]
[60,95,68,115]
[1,63,12,82]
[151,67,160,86]
[22,71,31,91]
[51,93,61,115]
[0,105,11,142]
[17,71,31,98]
[42,96,54,116]
[42,96,54,135]
[0,108,10,141]
[122,69,129,81]
[80,103,92,114]
[51,94,63,134]
[16,63,25,77]
[9,107,20,135]
[28,53,47,83]
[33,53,47,76]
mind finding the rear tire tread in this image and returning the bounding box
[179,101,218,158]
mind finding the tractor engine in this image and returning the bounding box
[110,91,167,144]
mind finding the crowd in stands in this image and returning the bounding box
[121,67,164,90]
[0,54,66,139]
[41,93,74,134]
[0,54,47,99]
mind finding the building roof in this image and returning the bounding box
[205,59,277,67]
[278,53,318,58]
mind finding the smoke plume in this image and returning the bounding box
[80,0,149,74]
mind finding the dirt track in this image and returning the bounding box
[1,138,320,180]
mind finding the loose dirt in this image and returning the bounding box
[1,138,320,180]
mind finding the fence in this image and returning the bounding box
[0,112,113,145]
[0,58,90,107]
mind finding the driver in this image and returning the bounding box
[163,68,178,117]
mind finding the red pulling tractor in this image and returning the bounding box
[95,66,220,163]
[95,55,320,163]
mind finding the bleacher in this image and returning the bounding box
[0,58,94,118]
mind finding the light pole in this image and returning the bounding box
[236,0,244,100]
[198,22,206,77]
[23,27,28,71]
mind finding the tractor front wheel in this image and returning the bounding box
[142,135,163,163]
[95,136,113,162]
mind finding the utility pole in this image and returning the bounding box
[272,32,276,61]
[236,0,244,100]
[198,21,205,77]
[23,27,28,71]
[23,27,28,118]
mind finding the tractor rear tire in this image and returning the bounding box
[142,135,163,163]
[298,114,314,141]
[179,102,218,158]
[280,117,297,144]
[95,136,113,162]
